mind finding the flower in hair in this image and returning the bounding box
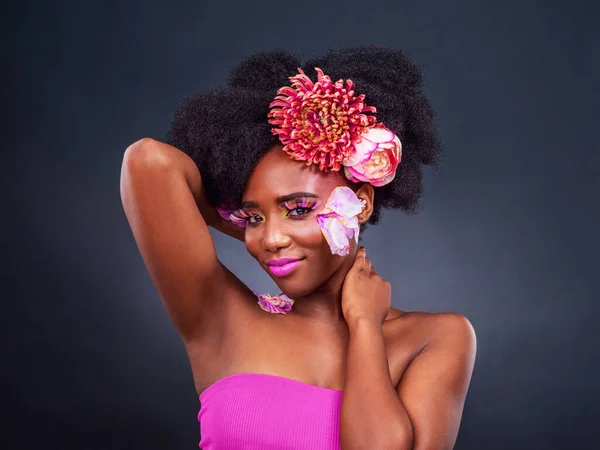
[268,67,378,172]
[268,67,402,187]
[343,126,402,186]
[254,292,294,314]
[316,186,366,256]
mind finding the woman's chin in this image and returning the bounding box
[274,282,313,300]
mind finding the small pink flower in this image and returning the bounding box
[316,186,366,256]
[343,126,402,187]
[254,292,294,314]
[267,67,378,172]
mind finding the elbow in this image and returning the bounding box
[125,137,156,155]
[120,138,166,203]
[123,137,169,168]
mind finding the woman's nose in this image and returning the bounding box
[262,218,292,253]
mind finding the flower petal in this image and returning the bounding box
[316,186,365,256]
[370,170,397,186]
[363,126,395,143]
[344,165,370,183]
[344,135,378,166]
[255,292,294,314]
[268,67,378,172]
[343,166,361,183]
[330,218,351,255]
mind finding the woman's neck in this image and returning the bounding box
[289,256,354,325]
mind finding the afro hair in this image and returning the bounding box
[165,45,443,226]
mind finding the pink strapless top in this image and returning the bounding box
[198,373,343,449]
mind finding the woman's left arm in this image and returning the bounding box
[340,313,477,450]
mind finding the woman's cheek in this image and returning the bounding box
[293,218,325,248]
[242,218,324,256]
[244,229,260,258]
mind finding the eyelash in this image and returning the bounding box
[282,198,319,218]
[229,209,264,226]
[233,198,319,225]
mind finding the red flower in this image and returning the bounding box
[268,67,379,172]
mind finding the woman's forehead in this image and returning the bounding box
[243,146,345,201]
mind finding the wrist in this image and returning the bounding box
[346,315,382,331]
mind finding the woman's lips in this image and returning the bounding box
[266,258,302,277]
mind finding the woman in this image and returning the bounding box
[120,46,476,449]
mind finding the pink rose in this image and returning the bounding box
[343,126,402,187]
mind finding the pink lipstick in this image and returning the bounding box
[265,258,302,277]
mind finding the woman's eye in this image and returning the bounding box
[248,215,263,224]
[288,207,310,216]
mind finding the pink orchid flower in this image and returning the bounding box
[316,186,366,256]
[254,292,294,314]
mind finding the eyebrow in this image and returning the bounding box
[241,192,319,209]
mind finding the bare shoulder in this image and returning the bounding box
[390,308,473,328]
[386,309,476,351]
[422,311,476,342]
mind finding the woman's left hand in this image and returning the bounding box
[341,247,392,326]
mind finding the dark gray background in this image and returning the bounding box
[4,0,599,449]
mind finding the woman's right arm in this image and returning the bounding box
[120,137,240,343]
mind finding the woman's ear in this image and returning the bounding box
[354,183,374,224]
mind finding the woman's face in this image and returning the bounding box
[241,145,362,298]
